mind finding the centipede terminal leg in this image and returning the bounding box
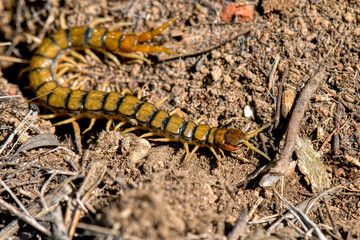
[136,17,178,43]
[132,45,178,56]
[116,52,151,64]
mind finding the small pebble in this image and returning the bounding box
[244,105,253,118]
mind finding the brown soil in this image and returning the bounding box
[0,0,359,239]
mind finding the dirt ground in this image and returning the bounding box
[0,0,359,239]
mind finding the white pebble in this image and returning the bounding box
[244,105,253,118]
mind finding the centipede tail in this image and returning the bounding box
[29,18,272,165]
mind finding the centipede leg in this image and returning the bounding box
[56,66,70,79]
[209,147,222,169]
[57,55,79,67]
[183,144,199,165]
[85,49,103,64]
[82,118,96,134]
[69,50,88,64]
[195,117,206,124]
[106,119,113,131]
[102,51,122,68]
[60,10,72,29]
[169,108,186,117]
[53,117,79,126]
[138,132,156,139]
[155,93,171,108]
[88,17,114,29]
[39,113,58,119]
[120,126,140,135]
[18,66,30,80]
[114,121,126,131]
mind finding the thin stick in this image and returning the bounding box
[0,197,51,237]
[262,68,326,185]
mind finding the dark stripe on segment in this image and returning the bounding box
[30,67,46,73]
[207,127,218,147]
[116,96,126,112]
[101,92,110,111]
[192,125,198,142]
[180,121,189,138]
[161,116,170,131]
[64,89,73,109]
[132,101,145,118]
[46,90,54,105]
[80,91,89,112]
[34,79,57,92]
[49,35,60,48]
[101,29,108,48]
[84,27,92,46]
[199,126,211,145]
[117,35,125,51]
[66,29,72,48]
[148,109,159,126]
[145,109,158,127]
[176,120,186,137]
[34,53,52,59]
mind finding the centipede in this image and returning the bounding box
[28,17,272,166]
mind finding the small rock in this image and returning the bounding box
[343,12,354,22]
[244,105,253,118]
[211,66,222,82]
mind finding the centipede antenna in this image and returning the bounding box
[243,140,271,161]
[244,120,274,140]
[0,87,58,111]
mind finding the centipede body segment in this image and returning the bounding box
[29,17,272,165]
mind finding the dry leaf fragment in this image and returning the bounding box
[295,136,330,192]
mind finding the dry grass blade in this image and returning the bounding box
[227,209,248,240]
[13,133,61,155]
[0,180,74,240]
[266,182,351,236]
[0,107,37,156]
[273,188,328,240]
[0,197,52,236]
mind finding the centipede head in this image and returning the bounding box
[222,129,245,152]
[221,122,273,161]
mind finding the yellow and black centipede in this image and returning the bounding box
[28,17,272,165]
